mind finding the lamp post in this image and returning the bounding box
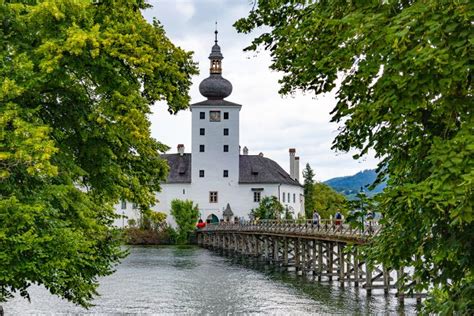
[360,186,365,233]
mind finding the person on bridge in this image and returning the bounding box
[335,211,342,226]
[196,219,206,229]
[312,210,320,227]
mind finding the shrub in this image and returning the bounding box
[170,199,199,244]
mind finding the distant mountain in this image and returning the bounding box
[324,169,386,199]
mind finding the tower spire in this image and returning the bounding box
[214,21,218,44]
[198,24,232,100]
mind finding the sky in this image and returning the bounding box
[142,0,378,181]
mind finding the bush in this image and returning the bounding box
[250,196,284,220]
[170,199,199,244]
[123,224,175,245]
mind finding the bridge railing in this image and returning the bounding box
[199,219,380,241]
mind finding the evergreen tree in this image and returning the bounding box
[302,163,315,218]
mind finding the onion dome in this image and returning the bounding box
[199,28,233,100]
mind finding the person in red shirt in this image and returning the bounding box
[196,219,206,229]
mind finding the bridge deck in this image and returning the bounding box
[199,219,380,244]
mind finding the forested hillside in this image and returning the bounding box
[324,169,386,199]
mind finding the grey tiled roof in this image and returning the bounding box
[161,154,192,183]
[161,154,301,187]
[190,99,241,107]
[239,155,302,187]
[223,203,234,216]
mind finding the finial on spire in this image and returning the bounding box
[214,21,218,44]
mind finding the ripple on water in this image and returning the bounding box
[4,246,418,315]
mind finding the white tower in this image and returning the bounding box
[190,28,241,217]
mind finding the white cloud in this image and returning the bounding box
[175,1,196,21]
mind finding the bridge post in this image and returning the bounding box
[365,263,372,295]
[273,238,279,264]
[295,238,301,274]
[397,267,405,303]
[234,234,239,254]
[383,266,390,294]
[283,237,288,267]
[318,241,323,281]
[312,240,317,278]
[339,243,345,287]
[301,239,307,276]
[328,242,333,281]
[354,248,359,287]
[263,236,269,261]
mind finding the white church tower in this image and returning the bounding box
[113,28,305,227]
[190,29,241,217]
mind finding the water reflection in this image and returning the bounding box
[4,246,418,315]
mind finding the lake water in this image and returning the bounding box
[4,246,418,315]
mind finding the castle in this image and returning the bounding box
[115,30,304,226]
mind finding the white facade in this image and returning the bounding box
[114,32,304,227]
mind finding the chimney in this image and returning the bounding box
[289,148,296,179]
[294,156,300,182]
[258,152,264,157]
[177,144,184,156]
[243,146,249,155]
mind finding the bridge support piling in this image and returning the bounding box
[197,219,423,304]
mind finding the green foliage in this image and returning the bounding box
[302,163,315,218]
[251,196,284,220]
[0,0,197,308]
[236,1,473,313]
[313,182,348,220]
[139,209,167,231]
[170,200,199,245]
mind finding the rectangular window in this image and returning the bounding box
[282,192,285,202]
[223,128,229,136]
[183,189,186,194]
[288,193,290,202]
[200,112,205,119]
[200,144,205,152]
[199,170,205,177]
[224,112,229,120]
[132,203,138,210]
[223,170,229,177]
[121,200,126,209]
[223,145,229,152]
[200,128,205,135]
[209,191,218,203]
[293,193,296,203]
[254,192,261,202]
[210,111,221,122]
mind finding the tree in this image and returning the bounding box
[302,163,315,218]
[250,196,284,220]
[170,199,199,244]
[1,0,197,308]
[235,1,473,313]
[313,183,348,220]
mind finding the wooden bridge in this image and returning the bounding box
[196,219,423,303]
